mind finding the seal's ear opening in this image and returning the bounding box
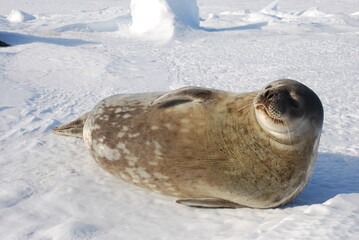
[150,87,213,108]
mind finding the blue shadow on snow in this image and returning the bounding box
[200,22,268,32]
[288,152,359,206]
[0,32,96,47]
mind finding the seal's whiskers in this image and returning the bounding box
[235,103,251,114]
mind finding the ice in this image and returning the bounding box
[297,7,332,17]
[260,0,279,13]
[130,0,199,41]
[165,0,200,28]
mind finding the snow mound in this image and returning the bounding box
[7,9,36,23]
[56,15,131,33]
[130,0,199,41]
[260,0,279,14]
[297,7,332,17]
[202,3,359,34]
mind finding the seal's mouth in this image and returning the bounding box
[255,104,285,125]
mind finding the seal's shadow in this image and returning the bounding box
[288,152,359,206]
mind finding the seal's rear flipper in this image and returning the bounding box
[0,41,10,47]
[51,113,89,139]
[176,198,245,208]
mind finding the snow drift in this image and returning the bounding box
[7,9,36,23]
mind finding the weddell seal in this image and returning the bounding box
[51,79,323,208]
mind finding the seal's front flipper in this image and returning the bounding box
[150,87,214,109]
[51,112,89,139]
[176,198,245,208]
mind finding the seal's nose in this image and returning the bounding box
[264,88,301,112]
[264,90,280,101]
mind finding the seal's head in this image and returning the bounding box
[254,79,324,144]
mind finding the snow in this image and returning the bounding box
[130,0,175,41]
[7,10,36,23]
[0,0,359,239]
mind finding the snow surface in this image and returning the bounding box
[1,0,359,239]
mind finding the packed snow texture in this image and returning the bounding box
[130,0,199,41]
[0,0,359,239]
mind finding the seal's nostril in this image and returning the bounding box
[264,91,277,100]
[264,91,270,98]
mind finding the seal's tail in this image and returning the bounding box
[51,112,89,139]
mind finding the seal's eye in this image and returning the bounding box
[264,85,272,90]
[289,98,299,109]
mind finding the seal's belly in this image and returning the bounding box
[83,93,218,198]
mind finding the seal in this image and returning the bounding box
[52,79,323,208]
